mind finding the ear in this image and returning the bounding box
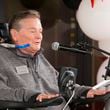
[10,29,18,43]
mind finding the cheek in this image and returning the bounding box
[17,37,31,44]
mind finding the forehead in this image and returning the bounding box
[19,17,42,28]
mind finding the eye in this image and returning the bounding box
[40,29,43,34]
[30,30,35,33]
[40,31,43,34]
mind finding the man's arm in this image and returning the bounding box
[0,76,39,102]
[71,84,110,99]
[87,88,109,98]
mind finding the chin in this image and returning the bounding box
[32,45,41,52]
[35,47,41,52]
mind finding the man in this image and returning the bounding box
[0,10,108,110]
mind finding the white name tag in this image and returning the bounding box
[16,65,29,75]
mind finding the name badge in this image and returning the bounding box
[16,65,29,75]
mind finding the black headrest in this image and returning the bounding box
[0,23,11,43]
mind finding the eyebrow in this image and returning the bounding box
[28,27,43,32]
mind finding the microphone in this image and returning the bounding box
[51,42,91,54]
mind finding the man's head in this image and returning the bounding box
[9,10,43,55]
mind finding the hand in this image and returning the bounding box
[36,93,59,102]
[87,89,108,98]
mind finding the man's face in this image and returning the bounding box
[12,17,43,54]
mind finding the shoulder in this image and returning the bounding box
[0,45,15,58]
[0,46,9,54]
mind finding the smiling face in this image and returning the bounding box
[10,17,43,55]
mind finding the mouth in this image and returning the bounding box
[35,41,41,45]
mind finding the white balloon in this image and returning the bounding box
[97,58,109,84]
[98,40,110,56]
[76,0,110,41]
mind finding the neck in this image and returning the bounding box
[19,49,36,57]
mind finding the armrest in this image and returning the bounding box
[72,92,110,106]
[0,96,63,109]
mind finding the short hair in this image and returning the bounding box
[9,10,40,31]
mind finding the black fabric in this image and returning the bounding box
[0,96,63,109]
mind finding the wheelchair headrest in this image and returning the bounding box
[0,23,11,43]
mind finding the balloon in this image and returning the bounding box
[98,40,110,56]
[76,0,110,41]
[97,58,109,84]
[20,0,46,9]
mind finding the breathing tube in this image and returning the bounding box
[15,44,30,49]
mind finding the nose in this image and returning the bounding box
[35,32,42,40]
